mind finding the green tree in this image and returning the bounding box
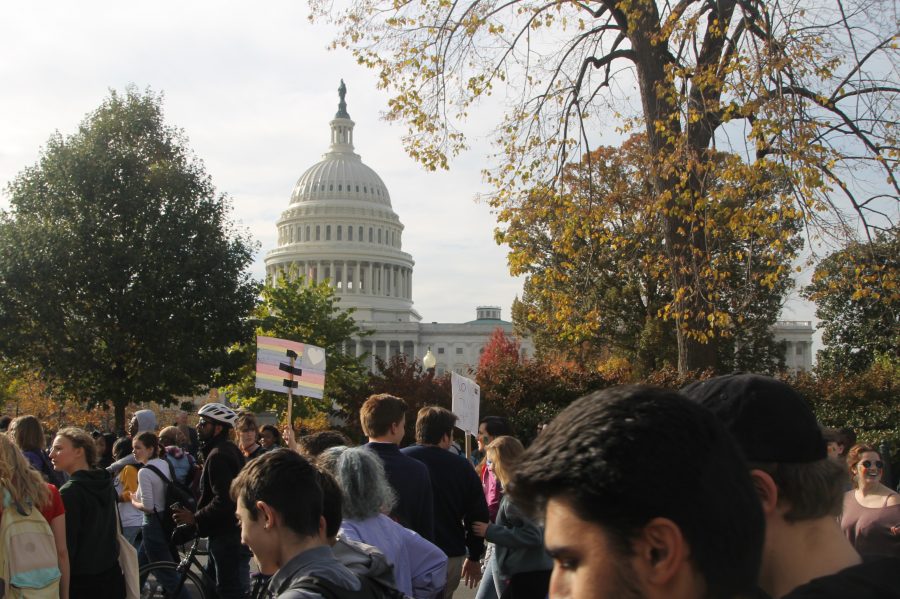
[0,88,258,432]
[224,274,370,421]
[311,0,898,373]
[802,230,899,375]
[505,136,798,375]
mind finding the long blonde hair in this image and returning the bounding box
[0,433,51,510]
[486,435,525,488]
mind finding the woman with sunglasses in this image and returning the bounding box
[841,443,900,558]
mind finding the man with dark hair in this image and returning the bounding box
[173,403,248,599]
[682,374,900,598]
[361,394,434,540]
[0,415,11,432]
[299,430,352,457]
[231,450,366,598]
[403,407,490,597]
[509,386,765,599]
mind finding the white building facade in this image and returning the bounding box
[265,84,531,374]
[265,83,812,374]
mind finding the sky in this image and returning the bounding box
[0,2,819,339]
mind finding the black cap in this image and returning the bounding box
[681,374,827,463]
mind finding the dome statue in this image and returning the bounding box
[265,83,420,323]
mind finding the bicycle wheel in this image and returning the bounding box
[139,561,208,599]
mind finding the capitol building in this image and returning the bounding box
[264,83,532,375]
[264,83,813,374]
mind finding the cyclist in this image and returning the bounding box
[173,402,249,598]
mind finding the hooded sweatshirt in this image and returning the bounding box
[133,409,157,433]
[59,468,120,575]
[107,409,159,475]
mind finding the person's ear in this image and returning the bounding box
[631,517,687,588]
[749,469,779,516]
[257,501,277,530]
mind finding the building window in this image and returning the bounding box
[338,184,342,191]
[316,226,321,241]
[356,185,360,192]
[305,226,310,241]
[329,184,333,191]
[326,225,331,241]
[348,227,353,241]
[796,344,804,356]
[369,228,373,243]
[378,229,382,244]
[337,226,342,240]
[456,347,463,355]
[437,347,445,354]
[359,226,363,241]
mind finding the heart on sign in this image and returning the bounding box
[306,346,326,366]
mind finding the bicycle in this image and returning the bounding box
[139,535,213,599]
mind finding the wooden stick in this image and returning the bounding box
[286,354,295,430]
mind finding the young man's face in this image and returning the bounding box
[236,497,278,574]
[544,497,644,599]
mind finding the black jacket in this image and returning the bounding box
[195,433,244,538]
[59,468,120,575]
[402,444,489,559]
[363,442,434,541]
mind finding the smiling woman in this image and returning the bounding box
[841,444,900,559]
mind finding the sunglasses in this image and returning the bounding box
[860,460,884,470]
[197,420,213,429]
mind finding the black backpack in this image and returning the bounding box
[144,461,197,546]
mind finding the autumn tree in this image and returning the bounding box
[311,0,898,373]
[507,135,798,374]
[339,353,452,443]
[802,230,899,375]
[0,88,258,432]
[224,274,370,421]
[475,328,609,442]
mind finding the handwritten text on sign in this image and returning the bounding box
[451,372,480,435]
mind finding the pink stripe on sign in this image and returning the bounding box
[257,335,305,354]
[255,362,325,384]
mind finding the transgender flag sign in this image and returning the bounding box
[255,335,327,400]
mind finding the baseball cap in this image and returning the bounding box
[681,373,827,463]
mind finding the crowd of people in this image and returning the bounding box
[1,373,899,599]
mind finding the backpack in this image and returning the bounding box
[143,462,197,550]
[0,489,61,599]
[289,575,408,599]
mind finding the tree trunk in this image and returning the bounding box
[632,29,718,376]
[114,399,127,436]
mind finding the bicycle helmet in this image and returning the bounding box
[197,402,238,427]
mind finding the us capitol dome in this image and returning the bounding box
[265,81,533,374]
